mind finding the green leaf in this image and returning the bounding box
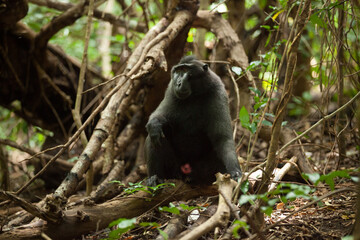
[139,222,160,227]
[240,181,250,194]
[249,87,261,97]
[239,107,250,127]
[303,173,321,185]
[157,229,169,240]
[205,31,215,42]
[232,220,248,238]
[179,203,203,211]
[261,206,273,216]
[109,217,136,228]
[320,170,351,190]
[249,123,257,134]
[310,13,327,29]
[262,120,272,126]
[159,203,180,215]
[238,194,257,206]
[265,113,275,118]
[108,218,136,238]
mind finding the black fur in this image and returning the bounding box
[145,56,242,186]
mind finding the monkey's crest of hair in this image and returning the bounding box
[176,55,209,73]
[179,55,198,64]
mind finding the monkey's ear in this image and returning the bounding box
[202,64,208,71]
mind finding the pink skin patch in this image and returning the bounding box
[181,163,192,175]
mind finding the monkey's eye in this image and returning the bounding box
[202,64,208,71]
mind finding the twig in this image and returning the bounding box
[278,90,360,154]
[0,191,59,223]
[72,0,94,196]
[35,0,86,50]
[72,0,92,147]
[226,64,240,141]
[41,89,68,138]
[0,138,72,167]
[33,59,73,106]
[0,46,25,92]
[82,74,124,94]
[29,0,147,32]
[268,156,297,192]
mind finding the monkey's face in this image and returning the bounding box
[171,61,209,100]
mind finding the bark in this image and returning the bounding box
[336,2,346,167]
[0,146,9,191]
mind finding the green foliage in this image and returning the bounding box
[303,169,358,191]
[238,182,315,216]
[106,194,203,239]
[232,220,249,239]
[22,5,61,31]
[0,105,51,150]
[187,28,196,43]
[240,180,250,194]
[117,181,175,196]
[139,222,169,239]
[239,106,255,134]
[239,88,276,135]
[159,202,180,215]
[205,32,216,42]
[106,218,168,239]
[245,15,259,31]
[159,202,205,215]
[287,91,313,116]
[106,218,169,240]
[107,218,136,239]
[238,170,357,222]
[342,236,355,240]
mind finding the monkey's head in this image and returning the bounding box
[170,56,210,100]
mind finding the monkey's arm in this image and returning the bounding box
[207,99,242,180]
[146,115,166,146]
[146,96,173,146]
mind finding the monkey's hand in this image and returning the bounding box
[146,117,166,147]
[146,175,164,187]
[230,170,242,182]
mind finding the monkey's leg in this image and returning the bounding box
[145,136,180,186]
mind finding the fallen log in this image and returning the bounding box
[0,180,217,240]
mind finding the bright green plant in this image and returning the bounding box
[238,181,315,216]
[110,180,175,196]
[303,169,359,191]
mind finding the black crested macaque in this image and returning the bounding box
[145,56,242,186]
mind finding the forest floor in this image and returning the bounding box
[80,149,358,240]
[264,182,356,240]
[79,181,356,240]
[4,131,358,240]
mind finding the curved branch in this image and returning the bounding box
[29,0,147,33]
[35,0,86,51]
[193,10,256,88]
